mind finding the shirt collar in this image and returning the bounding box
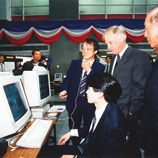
[89,59,94,67]
[118,44,128,59]
[95,103,108,122]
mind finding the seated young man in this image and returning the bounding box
[38,72,126,158]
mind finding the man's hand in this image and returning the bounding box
[59,90,68,99]
[61,155,75,158]
[81,59,91,72]
[59,132,71,145]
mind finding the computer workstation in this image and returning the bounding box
[52,73,63,95]
[53,73,63,82]
[0,70,62,158]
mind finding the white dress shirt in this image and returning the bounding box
[71,103,108,137]
[0,63,6,72]
[81,59,94,78]
[111,44,129,75]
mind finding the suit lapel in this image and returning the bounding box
[113,46,132,77]
[93,103,112,133]
[77,60,83,86]
[109,57,115,75]
[148,58,158,79]
[89,60,97,76]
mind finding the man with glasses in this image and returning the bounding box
[59,38,105,145]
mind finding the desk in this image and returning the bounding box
[3,118,57,158]
[51,81,62,95]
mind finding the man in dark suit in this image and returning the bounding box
[102,26,152,157]
[38,73,125,158]
[21,49,47,74]
[139,6,158,158]
[59,38,105,145]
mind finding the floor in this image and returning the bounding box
[49,95,69,145]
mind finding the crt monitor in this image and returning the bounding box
[0,72,31,139]
[54,73,62,80]
[22,70,51,107]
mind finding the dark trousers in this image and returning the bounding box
[68,95,95,145]
[145,149,158,158]
[124,115,141,158]
[38,145,81,158]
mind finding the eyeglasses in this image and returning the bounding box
[81,47,94,51]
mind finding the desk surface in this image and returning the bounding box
[3,118,57,158]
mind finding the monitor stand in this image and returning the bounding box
[30,103,50,118]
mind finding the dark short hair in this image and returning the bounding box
[82,38,99,58]
[106,55,112,59]
[0,54,4,57]
[82,38,99,52]
[32,49,40,55]
[87,72,122,103]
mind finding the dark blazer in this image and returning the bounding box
[109,46,151,119]
[21,59,47,74]
[61,59,105,111]
[78,102,126,158]
[139,59,158,151]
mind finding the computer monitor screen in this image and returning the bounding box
[0,73,31,139]
[39,75,49,99]
[54,73,62,80]
[56,74,61,79]
[4,84,27,122]
[22,70,51,107]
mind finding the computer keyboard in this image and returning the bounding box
[16,119,53,148]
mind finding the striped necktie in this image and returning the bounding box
[79,71,87,96]
[78,117,96,153]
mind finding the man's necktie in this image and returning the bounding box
[114,54,120,70]
[78,117,96,153]
[79,71,87,96]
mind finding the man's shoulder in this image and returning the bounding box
[72,59,82,62]
[106,102,125,127]
[94,60,105,68]
[128,46,147,56]
[107,102,125,118]
[70,59,82,65]
[125,46,149,60]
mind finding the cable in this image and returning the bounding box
[59,62,86,129]
[70,72,83,129]
[57,71,83,129]
[8,133,24,150]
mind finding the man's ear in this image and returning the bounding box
[94,50,98,55]
[120,35,125,43]
[98,91,104,99]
